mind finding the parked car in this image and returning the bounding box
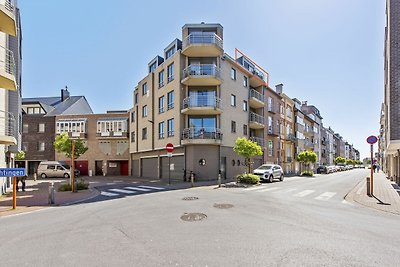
[317,165,328,174]
[327,166,336,173]
[253,164,284,183]
[37,161,80,178]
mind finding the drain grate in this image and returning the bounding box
[182,196,199,201]
[213,203,234,209]
[180,213,207,222]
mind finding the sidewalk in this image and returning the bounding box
[346,172,400,215]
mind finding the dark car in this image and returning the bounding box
[316,165,328,174]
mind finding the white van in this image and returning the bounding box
[37,161,80,178]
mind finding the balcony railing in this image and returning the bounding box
[4,0,15,12]
[182,95,222,109]
[96,131,128,138]
[183,32,223,49]
[0,45,15,77]
[182,64,220,79]
[249,89,264,102]
[286,157,292,163]
[182,127,222,141]
[249,112,265,124]
[268,126,279,135]
[0,109,15,137]
[267,104,278,114]
[250,136,265,147]
[287,133,297,142]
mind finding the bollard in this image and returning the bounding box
[190,171,194,187]
[218,171,221,188]
[366,177,371,197]
[48,182,55,204]
[33,173,37,181]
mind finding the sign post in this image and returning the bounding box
[166,143,174,185]
[366,135,378,196]
[0,168,26,210]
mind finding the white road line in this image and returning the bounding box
[277,188,297,194]
[106,183,115,185]
[138,185,165,190]
[315,192,337,201]
[244,186,265,191]
[294,190,315,197]
[356,184,364,195]
[256,187,281,192]
[342,199,352,205]
[108,189,137,194]
[101,191,119,197]
[124,186,151,192]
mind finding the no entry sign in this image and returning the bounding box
[166,143,174,153]
[366,135,378,145]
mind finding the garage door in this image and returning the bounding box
[131,160,139,177]
[161,156,184,181]
[141,158,158,178]
[75,160,88,176]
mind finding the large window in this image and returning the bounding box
[56,120,87,134]
[231,94,236,107]
[27,107,43,114]
[231,121,236,133]
[23,124,28,133]
[231,68,236,80]
[134,93,138,105]
[167,119,174,137]
[96,119,128,134]
[159,71,164,88]
[167,91,174,110]
[243,76,248,87]
[167,63,174,83]
[38,123,45,133]
[243,124,248,135]
[131,131,135,142]
[268,140,273,156]
[243,100,248,111]
[166,46,176,59]
[131,111,135,122]
[159,121,165,139]
[142,105,148,117]
[149,62,157,73]
[38,142,45,152]
[142,82,148,95]
[142,127,147,140]
[159,96,165,113]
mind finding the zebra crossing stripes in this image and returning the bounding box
[101,191,119,197]
[257,187,281,192]
[314,192,337,201]
[100,185,166,198]
[124,187,151,192]
[138,186,164,190]
[109,188,137,194]
[294,190,315,197]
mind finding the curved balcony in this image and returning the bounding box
[0,45,16,91]
[249,112,265,129]
[181,95,222,115]
[181,64,221,86]
[249,89,265,109]
[0,110,16,145]
[182,32,223,57]
[0,0,17,36]
[181,127,222,145]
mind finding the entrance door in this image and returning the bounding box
[95,161,103,176]
[120,161,129,176]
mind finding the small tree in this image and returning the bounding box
[233,137,263,174]
[54,133,88,159]
[335,156,346,165]
[296,150,317,175]
[15,151,26,160]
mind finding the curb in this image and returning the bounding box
[60,188,101,206]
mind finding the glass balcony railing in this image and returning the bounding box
[182,64,220,79]
[249,89,264,102]
[182,127,222,141]
[183,32,223,49]
[182,95,222,109]
[0,45,15,77]
[0,110,15,138]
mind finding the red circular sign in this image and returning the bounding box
[166,143,174,152]
[366,135,378,144]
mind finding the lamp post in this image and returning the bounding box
[71,140,75,192]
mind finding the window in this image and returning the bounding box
[149,62,157,73]
[243,100,248,111]
[134,93,138,105]
[159,71,164,88]
[22,142,28,152]
[167,91,174,110]
[131,131,135,142]
[243,124,248,135]
[38,142,45,151]
[231,68,236,80]
[268,140,273,156]
[166,46,176,59]
[167,63,174,82]
[243,76,248,87]
[142,83,148,95]
[142,127,147,140]
[268,97,273,112]
[131,111,135,122]
[38,123,45,133]
[23,124,28,133]
[142,105,148,117]
[57,120,87,134]
[159,121,165,139]
[159,96,165,113]
[231,94,236,107]
[27,107,42,114]
[231,121,236,133]
[167,119,174,137]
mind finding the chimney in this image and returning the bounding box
[275,83,283,94]
[61,86,70,102]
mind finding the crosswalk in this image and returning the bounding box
[242,186,340,202]
[100,185,165,198]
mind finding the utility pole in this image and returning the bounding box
[71,141,75,192]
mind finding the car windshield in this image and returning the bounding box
[62,164,70,169]
[256,165,273,170]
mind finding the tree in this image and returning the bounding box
[54,133,88,159]
[15,151,25,160]
[233,137,263,174]
[296,150,317,174]
[335,156,346,165]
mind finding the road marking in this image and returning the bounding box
[108,189,137,194]
[138,185,165,190]
[113,180,123,182]
[356,184,364,195]
[101,191,119,197]
[342,199,352,205]
[277,188,297,193]
[244,186,265,191]
[256,187,281,192]
[294,190,315,197]
[124,186,151,192]
[315,192,337,201]
[106,183,115,185]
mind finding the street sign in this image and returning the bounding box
[166,143,174,153]
[0,168,26,177]
[366,135,378,144]
[167,152,172,157]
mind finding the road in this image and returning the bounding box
[0,169,399,266]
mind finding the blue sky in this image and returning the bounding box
[19,0,385,159]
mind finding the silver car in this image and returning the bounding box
[253,164,284,183]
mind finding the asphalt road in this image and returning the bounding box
[0,169,399,267]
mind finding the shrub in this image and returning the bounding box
[300,170,314,177]
[237,173,260,184]
[58,179,89,192]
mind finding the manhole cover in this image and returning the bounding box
[213,203,234,209]
[182,196,199,201]
[181,213,207,222]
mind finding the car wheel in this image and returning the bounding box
[41,173,47,178]
[268,175,274,183]
[64,173,70,178]
[279,174,284,181]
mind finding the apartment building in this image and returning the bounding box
[293,98,305,173]
[301,102,322,164]
[18,88,93,174]
[130,23,275,181]
[0,0,19,195]
[264,85,281,165]
[382,0,400,184]
[321,126,335,165]
[55,111,130,176]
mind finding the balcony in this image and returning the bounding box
[68,132,87,139]
[286,133,297,142]
[286,157,292,163]
[181,95,222,115]
[182,32,223,57]
[0,110,16,145]
[181,127,222,145]
[249,112,265,129]
[235,49,269,87]
[267,104,278,114]
[0,0,17,36]
[249,89,265,109]
[96,131,129,139]
[0,45,16,91]
[250,136,265,147]
[267,126,279,136]
[181,64,221,86]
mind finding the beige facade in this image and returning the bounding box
[278,90,295,174]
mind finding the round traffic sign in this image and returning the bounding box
[366,135,378,144]
[166,143,174,153]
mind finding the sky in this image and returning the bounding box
[19,0,385,159]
